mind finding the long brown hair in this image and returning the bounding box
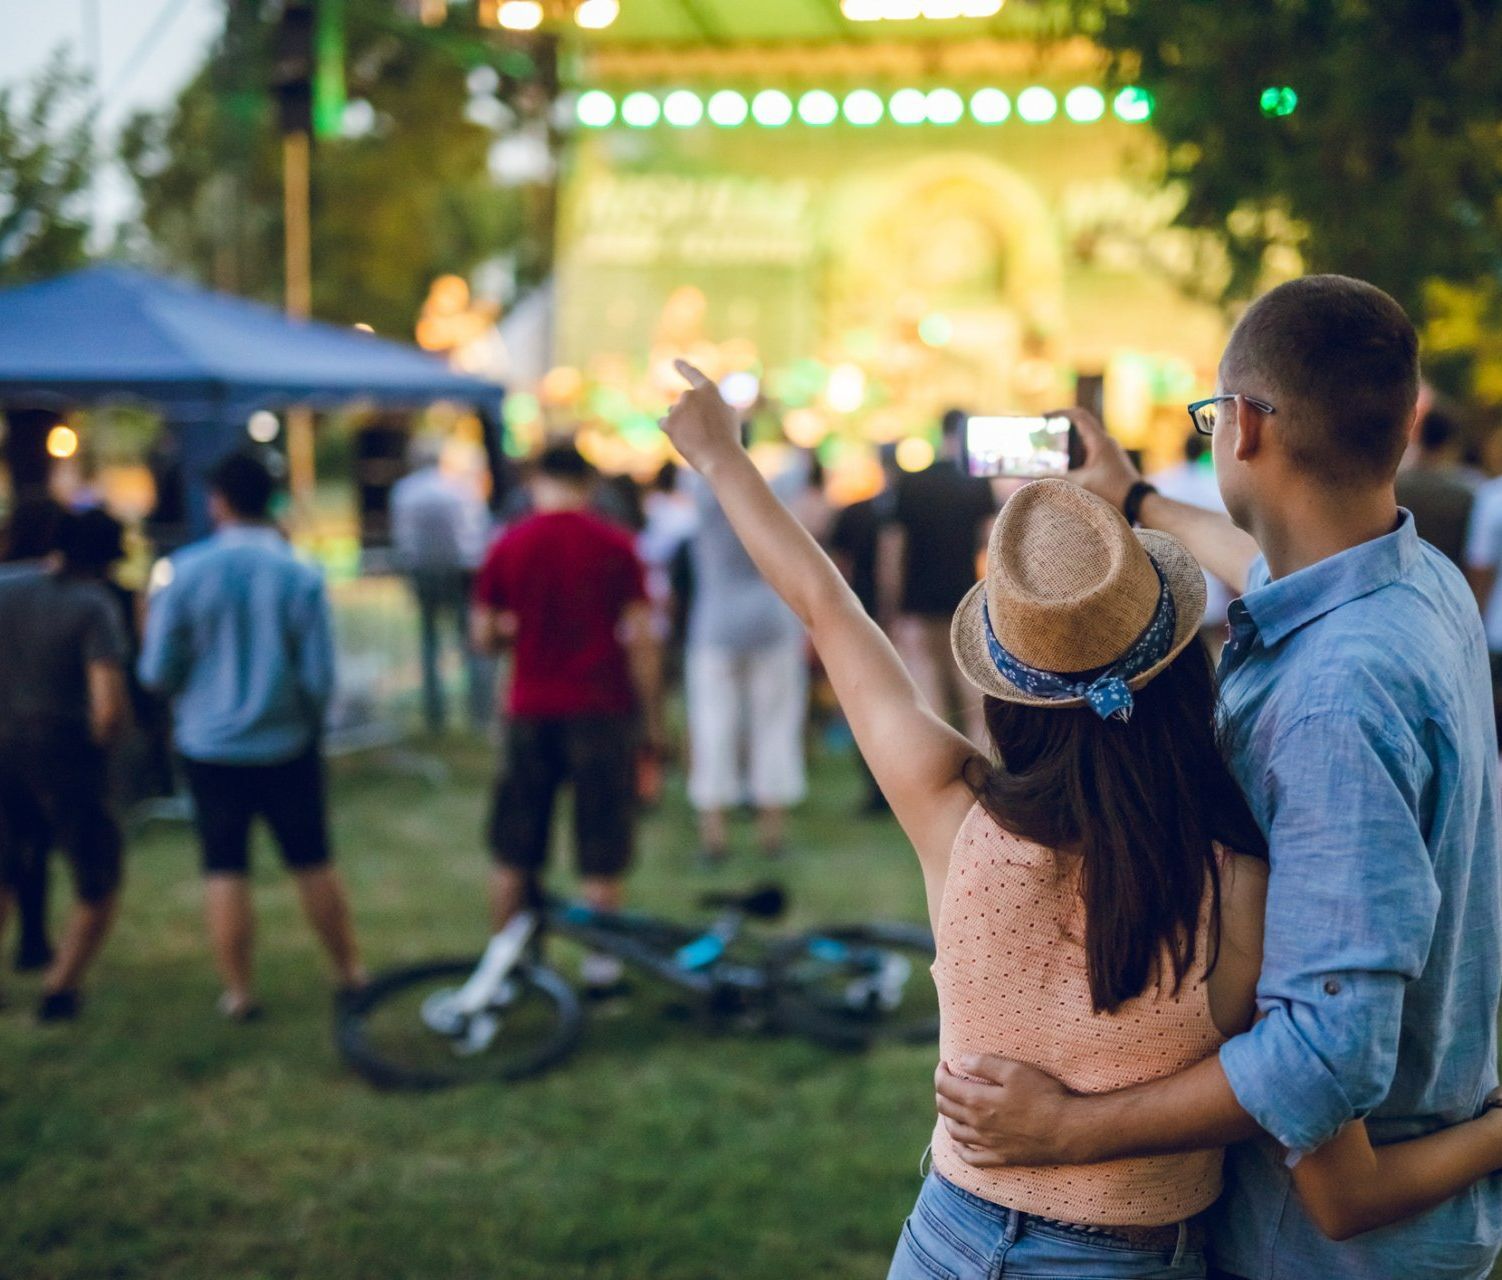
[964,638,1267,1013]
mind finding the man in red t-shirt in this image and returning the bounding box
[471,445,663,986]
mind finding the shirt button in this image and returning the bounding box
[1323,979,1342,996]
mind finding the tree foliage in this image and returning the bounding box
[121,0,542,337]
[0,54,94,287]
[1085,0,1502,395]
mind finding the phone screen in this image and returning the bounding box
[963,415,1074,479]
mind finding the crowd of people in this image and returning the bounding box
[8,272,1502,1276]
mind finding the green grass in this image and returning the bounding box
[1,739,937,1280]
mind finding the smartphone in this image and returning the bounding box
[962,414,1080,479]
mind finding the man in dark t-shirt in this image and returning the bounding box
[1395,407,1475,568]
[890,410,997,743]
[0,509,130,1020]
[472,445,663,994]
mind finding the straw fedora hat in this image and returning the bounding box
[951,479,1205,711]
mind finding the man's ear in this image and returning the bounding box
[1233,396,1266,464]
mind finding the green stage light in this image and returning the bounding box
[970,87,1010,124]
[575,90,616,128]
[1260,85,1298,117]
[889,88,927,126]
[925,88,964,125]
[621,91,661,128]
[798,89,839,126]
[1113,85,1153,123]
[1064,86,1105,123]
[1016,86,1057,123]
[708,89,749,127]
[842,89,885,126]
[752,89,793,127]
[663,90,704,127]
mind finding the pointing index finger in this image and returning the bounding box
[674,359,713,389]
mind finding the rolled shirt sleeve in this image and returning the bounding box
[1219,709,1441,1157]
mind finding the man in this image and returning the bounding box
[0,508,131,1020]
[389,434,492,734]
[934,276,1502,1279]
[889,409,997,744]
[1397,405,1475,568]
[684,461,809,862]
[0,493,68,972]
[471,444,662,993]
[139,452,365,1020]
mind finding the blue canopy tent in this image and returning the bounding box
[0,266,506,538]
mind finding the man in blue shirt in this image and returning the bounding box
[932,276,1502,1278]
[139,452,365,1020]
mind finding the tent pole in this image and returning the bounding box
[283,129,316,524]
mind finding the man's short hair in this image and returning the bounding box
[2,492,65,561]
[1419,406,1459,453]
[941,408,968,439]
[1223,274,1419,487]
[209,451,277,520]
[535,443,593,485]
[57,508,125,572]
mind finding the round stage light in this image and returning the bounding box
[575,89,617,128]
[247,411,281,444]
[1064,86,1105,123]
[707,90,749,127]
[1016,86,1057,123]
[970,87,1010,124]
[896,437,935,473]
[842,89,884,127]
[620,92,661,128]
[663,90,704,127]
[1113,85,1154,123]
[798,89,839,126]
[46,424,78,460]
[1260,85,1298,117]
[888,88,928,126]
[751,89,793,127]
[574,0,619,29]
[496,1,543,31]
[925,88,964,125]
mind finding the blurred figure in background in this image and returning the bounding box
[0,494,68,972]
[685,457,809,863]
[472,445,663,996]
[139,452,365,1020]
[0,508,131,1020]
[888,409,997,745]
[1398,405,1475,569]
[787,451,836,546]
[389,435,492,734]
[830,445,901,815]
[1152,432,1235,651]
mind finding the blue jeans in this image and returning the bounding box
[887,1172,1207,1280]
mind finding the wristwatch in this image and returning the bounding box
[1122,480,1158,527]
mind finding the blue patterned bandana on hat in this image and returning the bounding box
[982,558,1178,723]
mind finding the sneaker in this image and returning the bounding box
[216,992,264,1023]
[36,989,81,1022]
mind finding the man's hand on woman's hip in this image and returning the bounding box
[934,1057,1094,1167]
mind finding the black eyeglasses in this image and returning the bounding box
[1186,394,1276,437]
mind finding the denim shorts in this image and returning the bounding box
[887,1172,1207,1280]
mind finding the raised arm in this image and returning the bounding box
[1067,409,1260,595]
[663,362,976,879]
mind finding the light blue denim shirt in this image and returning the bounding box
[138,525,334,765]
[1209,512,1502,1280]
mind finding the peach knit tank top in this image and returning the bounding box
[930,803,1225,1227]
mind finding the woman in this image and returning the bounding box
[663,362,1502,1278]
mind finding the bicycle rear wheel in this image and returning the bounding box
[770,923,938,1049]
[336,958,584,1090]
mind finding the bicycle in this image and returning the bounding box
[335,882,937,1090]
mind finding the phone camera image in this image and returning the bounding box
[964,415,1073,479]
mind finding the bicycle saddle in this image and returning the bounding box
[697,883,787,919]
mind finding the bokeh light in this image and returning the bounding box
[496,1,543,30]
[1016,87,1057,123]
[751,89,794,127]
[1260,85,1298,117]
[797,89,840,126]
[1064,86,1105,123]
[896,437,936,472]
[574,0,619,29]
[620,92,661,128]
[247,411,281,444]
[888,89,928,126]
[575,89,617,128]
[924,88,964,125]
[1113,85,1154,122]
[46,424,78,460]
[707,90,749,127]
[842,89,885,127]
[970,87,1011,124]
[663,90,704,127]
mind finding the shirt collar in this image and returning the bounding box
[1241,509,1416,648]
[212,524,286,548]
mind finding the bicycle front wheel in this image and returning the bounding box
[336,958,584,1090]
[771,923,938,1050]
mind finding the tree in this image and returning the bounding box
[0,53,94,286]
[120,0,545,337]
[1085,0,1502,397]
